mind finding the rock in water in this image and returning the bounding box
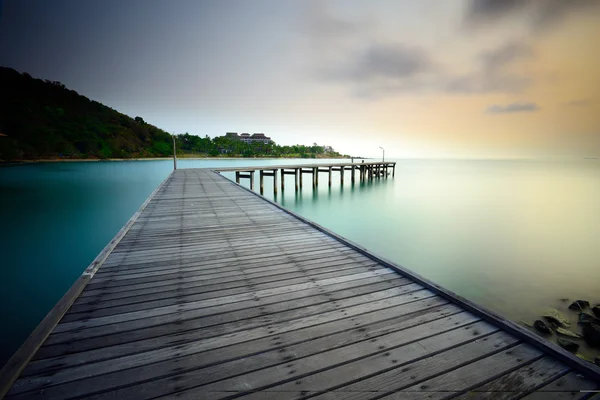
[543,309,570,328]
[534,320,552,334]
[583,322,600,347]
[569,300,590,310]
[593,306,600,318]
[557,338,579,352]
[579,312,598,324]
[556,327,582,338]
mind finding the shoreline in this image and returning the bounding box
[1,155,354,165]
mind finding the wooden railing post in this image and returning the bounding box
[260,170,264,194]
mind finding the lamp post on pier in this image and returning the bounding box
[379,146,385,163]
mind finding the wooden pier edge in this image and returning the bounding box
[215,170,600,382]
[0,171,175,398]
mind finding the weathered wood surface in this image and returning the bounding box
[2,168,599,399]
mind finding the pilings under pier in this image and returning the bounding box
[224,161,396,195]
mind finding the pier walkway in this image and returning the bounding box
[1,168,599,399]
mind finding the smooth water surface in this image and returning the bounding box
[1,158,599,366]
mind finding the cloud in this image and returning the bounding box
[486,102,540,114]
[302,4,535,99]
[446,41,534,94]
[480,42,533,72]
[465,0,600,31]
[565,99,592,107]
[340,43,432,82]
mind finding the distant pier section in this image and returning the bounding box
[215,161,396,194]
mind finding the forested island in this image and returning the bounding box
[0,67,347,161]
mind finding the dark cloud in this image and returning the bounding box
[304,5,536,99]
[347,43,431,81]
[486,102,539,114]
[465,0,600,31]
[320,40,534,98]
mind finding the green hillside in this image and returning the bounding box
[0,67,346,161]
[0,67,174,161]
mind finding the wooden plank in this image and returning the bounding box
[453,357,570,399]
[520,371,600,399]
[376,343,543,399]
[115,314,486,400]
[37,285,429,361]
[266,328,515,398]
[23,289,438,381]
[13,301,459,399]
[44,278,415,348]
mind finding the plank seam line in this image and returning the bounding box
[212,169,600,381]
[511,368,572,400]
[39,287,433,357]
[166,318,486,400]
[55,267,395,328]
[0,170,175,398]
[74,260,385,305]
[26,294,446,379]
[56,275,410,330]
[81,256,377,290]
[91,251,367,279]
[27,304,462,399]
[428,353,547,400]
[303,329,513,400]
[71,258,390,307]
[45,279,416,344]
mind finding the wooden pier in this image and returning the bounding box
[216,161,395,195]
[1,168,599,399]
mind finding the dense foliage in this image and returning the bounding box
[0,67,345,161]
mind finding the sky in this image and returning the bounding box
[1,0,599,158]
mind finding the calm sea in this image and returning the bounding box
[1,158,599,366]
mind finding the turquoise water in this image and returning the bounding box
[1,159,599,366]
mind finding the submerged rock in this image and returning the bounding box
[568,300,590,311]
[593,306,600,318]
[557,338,579,352]
[534,319,552,334]
[583,322,600,347]
[579,312,598,324]
[543,309,570,328]
[556,327,582,338]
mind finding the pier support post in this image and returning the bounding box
[249,171,254,190]
[328,167,332,187]
[340,167,344,185]
[351,166,355,184]
[281,169,285,191]
[295,169,299,191]
[300,169,303,188]
[235,171,240,184]
[273,169,278,195]
[393,164,395,177]
[260,170,264,194]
